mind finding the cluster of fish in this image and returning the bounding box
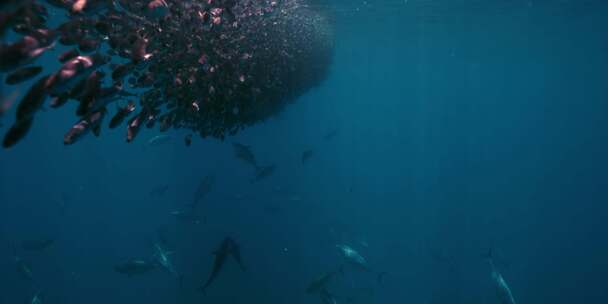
[113,236,245,295]
[0,0,333,148]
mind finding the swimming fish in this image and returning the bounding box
[201,237,246,293]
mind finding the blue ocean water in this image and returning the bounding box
[1,0,608,303]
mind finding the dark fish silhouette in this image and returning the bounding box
[109,101,135,129]
[21,239,54,251]
[192,175,215,208]
[150,184,169,197]
[5,66,43,85]
[58,48,79,63]
[3,117,33,148]
[201,237,246,293]
[323,129,339,140]
[170,209,203,224]
[114,259,156,277]
[302,149,314,164]
[233,143,257,168]
[251,165,276,183]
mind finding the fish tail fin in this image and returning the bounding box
[377,271,388,284]
[482,248,494,262]
[483,248,497,271]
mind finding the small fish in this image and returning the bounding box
[233,142,257,168]
[3,117,33,148]
[170,210,203,224]
[5,66,43,85]
[306,272,337,294]
[58,48,79,63]
[150,184,169,197]
[192,175,215,208]
[30,292,42,304]
[15,255,33,280]
[15,75,53,121]
[21,239,54,251]
[114,259,156,277]
[147,134,172,146]
[251,165,276,183]
[63,108,106,145]
[109,101,135,129]
[201,237,246,293]
[185,134,192,146]
[126,112,143,143]
[153,243,178,277]
[302,149,313,164]
[485,249,517,304]
[323,129,338,140]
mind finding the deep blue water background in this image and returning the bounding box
[1,0,608,303]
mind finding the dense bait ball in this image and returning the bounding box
[0,0,334,147]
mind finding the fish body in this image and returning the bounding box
[21,239,54,251]
[487,250,517,304]
[233,143,257,167]
[109,101,135,129]
[3,117,33,148]
[150,184,169,197]
[63,108,106,145]
[192,175,215,208]
[31,292,42,304]
[201,237,245,293]
[154,243,178,277]
[15,256,33,280]
[16,75,53,121]
[302,149,313,164]
[336,244,370,271]
[251,165,276,183]
[147,134,172,146]
[170,210,202,224]
[114,259,156,277]
[5,66,43,85]
[306,272,336,294]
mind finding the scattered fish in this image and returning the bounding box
[184,133,192,146]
